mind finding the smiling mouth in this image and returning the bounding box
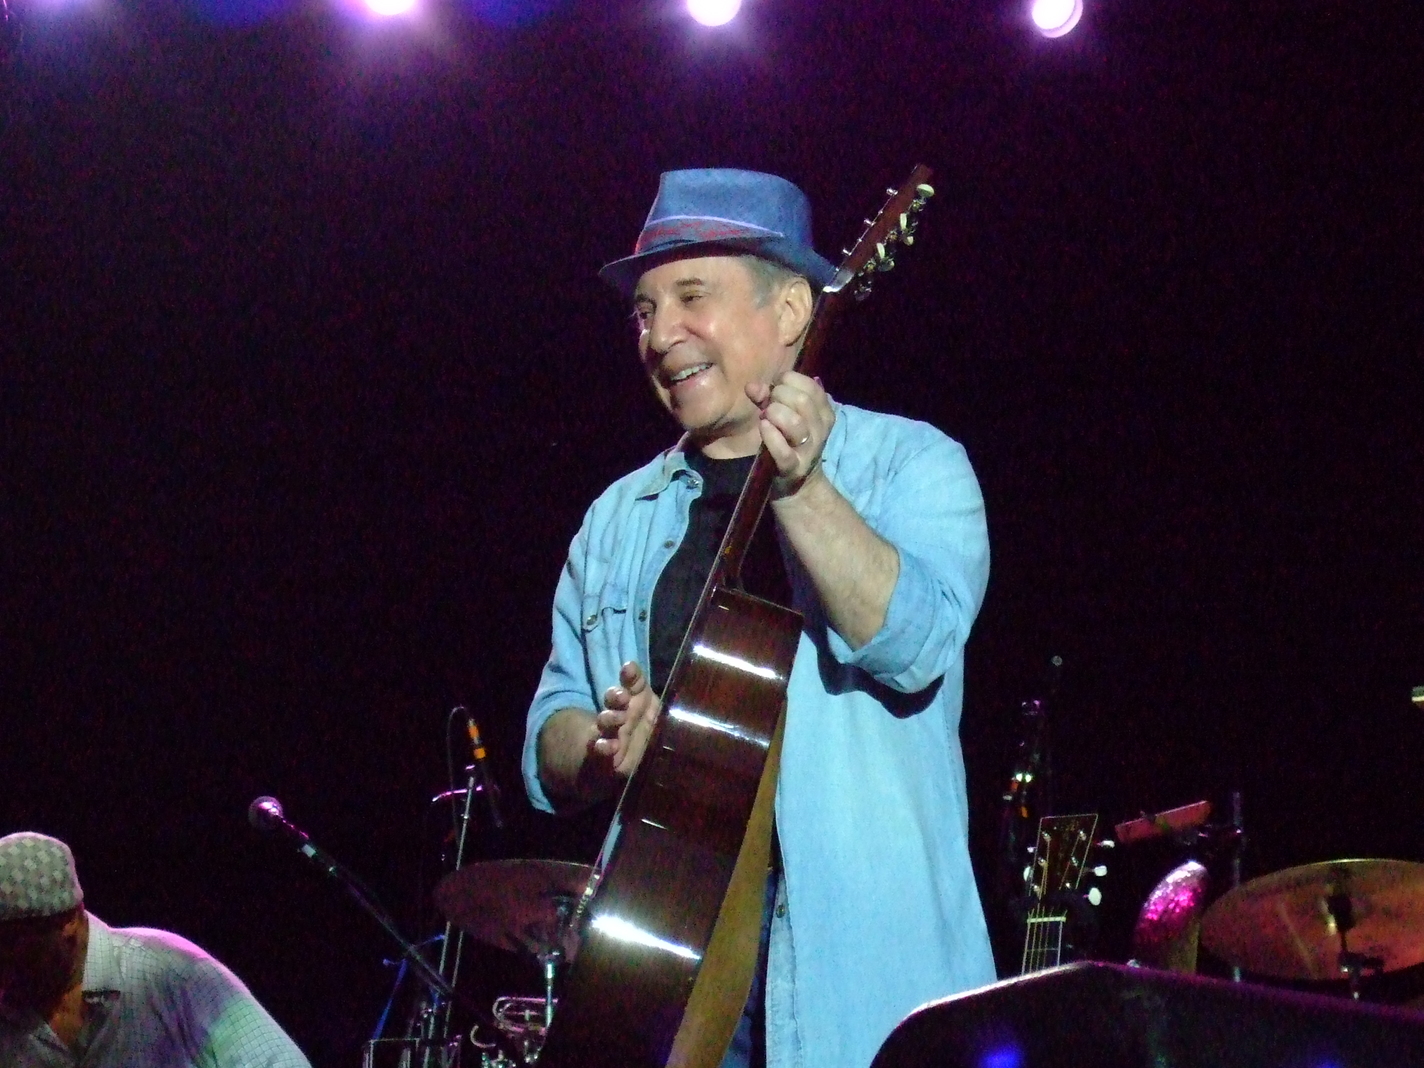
[666,363,712,386]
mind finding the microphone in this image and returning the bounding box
[247,796,342,877]
[464,714,505,831]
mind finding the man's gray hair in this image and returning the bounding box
[739,254,811,305]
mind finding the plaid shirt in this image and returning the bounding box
[0,914,310,1068]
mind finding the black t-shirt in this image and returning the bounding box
[648,451,791,695]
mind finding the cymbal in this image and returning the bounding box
[1201,859,1424,981]
[433,859,592,961]
[1133,860,1209,974]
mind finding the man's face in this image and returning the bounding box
[0,910,85,1009]
[632,255,798,458]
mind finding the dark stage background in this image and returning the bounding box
[3,1,1421,1064]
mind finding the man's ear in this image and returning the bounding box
[775,277,815,347]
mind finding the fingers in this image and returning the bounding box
[620,660,647,692]
[592,662,660,770]
[758,373,831,449]
[752,372,833,491]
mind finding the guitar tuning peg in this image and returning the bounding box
[1095,839,1116,850]
[1086,887,1103,907]
[875,242,886,260]
[899,213,908,230]
[1092,865,1108,878]
[902,235,914,246]
[915,183,935,197]
[841,248,853,258]
[863,219,875,227]
[885,186,897,196]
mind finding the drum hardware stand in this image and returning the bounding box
[470,894,577,1065]
[1227,790,1244,981]
[1326,888,1386,1000]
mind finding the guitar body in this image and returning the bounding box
[538,588,802,1068]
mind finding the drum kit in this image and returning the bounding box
[1134,855,1424,1004]
[430,859,592,1066]
[407,843,1424,1067]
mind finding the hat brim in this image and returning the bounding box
[598,235,838,300]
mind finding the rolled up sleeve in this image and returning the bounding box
[522,527,600,814]
[826,435,989,694]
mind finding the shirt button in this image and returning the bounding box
[638,609,648,621]
[584,613,598,627]
[663,539,675,549]
[775,903,787,918]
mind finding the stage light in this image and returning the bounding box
[687,0,740,28]
[364,0,417,15]
[1030,0,1082,38]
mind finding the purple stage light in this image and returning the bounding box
[687,0,740,28]
[1031,0,1082,38]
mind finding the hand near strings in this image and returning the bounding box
[593,661,661,778]
[747,370,835,498]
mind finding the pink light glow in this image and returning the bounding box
[687,0,740,28]
[1031,0,1082,38]
[364,0,417,16]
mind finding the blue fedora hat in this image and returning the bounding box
[598,169,838,298]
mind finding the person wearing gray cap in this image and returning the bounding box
[521,170,995,1067]
[0,832,311,1068]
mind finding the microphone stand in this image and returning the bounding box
[419,709,505,1065]
[248,800,468,1034]
[424,747,483,1057]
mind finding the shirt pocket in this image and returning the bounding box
[580,576,630,635]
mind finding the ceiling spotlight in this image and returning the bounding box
[1031,0,1082,38]
[365,0,417,15]
[687,0,740,28]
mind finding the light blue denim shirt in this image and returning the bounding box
[523,402,996,1068]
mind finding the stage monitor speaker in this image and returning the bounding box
[871,962,1424,1068]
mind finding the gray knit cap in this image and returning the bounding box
[0,832,84,921]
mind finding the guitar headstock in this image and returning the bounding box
[1021,812,1104,975]
[1030,813,1100,902]
[826,164,936,302]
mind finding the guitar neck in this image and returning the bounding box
[1021,907,1069,974]
[711,286,840,591]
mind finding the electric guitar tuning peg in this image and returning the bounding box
[1086,886,1103,907]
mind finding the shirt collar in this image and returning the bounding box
[80,915,123,996]
[633,437,696,499]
